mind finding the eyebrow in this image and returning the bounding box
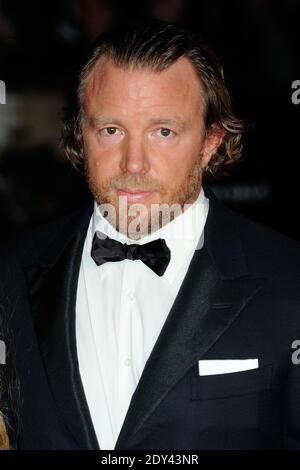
[88,114,187,130]
[89,115,122,128]
[147,117,186,130]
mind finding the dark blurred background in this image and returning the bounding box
[0,0,299,241]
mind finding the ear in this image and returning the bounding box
[201,123,225,169]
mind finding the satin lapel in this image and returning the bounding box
[114,245,265,448]
[23,207,99,449]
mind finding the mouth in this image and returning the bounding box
[116,188,154,202]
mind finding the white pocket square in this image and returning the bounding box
[198,359,259,376]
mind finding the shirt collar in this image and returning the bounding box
[91,187,209,284]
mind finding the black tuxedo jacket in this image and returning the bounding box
[3,186,300,450]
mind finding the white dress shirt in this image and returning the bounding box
[75,187,209,449]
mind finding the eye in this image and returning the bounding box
[99,126,121,136]
[157,127,174,137]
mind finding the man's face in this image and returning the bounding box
[82,56,222,238]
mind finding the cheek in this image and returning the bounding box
[84,132,110,163]
[86,152,100,178]
[88,159,115,187]
[85,143,117,180]
[158,142,199,182]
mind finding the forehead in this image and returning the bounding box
[83,56,204,118]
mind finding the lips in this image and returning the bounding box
[116,188,153,202]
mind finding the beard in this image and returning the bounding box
[85,155,203,240]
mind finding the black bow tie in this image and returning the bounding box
[91,231,171,276]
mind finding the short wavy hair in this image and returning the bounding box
[61,21,249,178]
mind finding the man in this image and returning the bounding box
[3,22,300,450]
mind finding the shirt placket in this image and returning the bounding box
[117,260,138,431]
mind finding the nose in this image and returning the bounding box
[119,134,150,175]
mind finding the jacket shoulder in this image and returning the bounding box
[0,204,93,267]
[222,202,300,276]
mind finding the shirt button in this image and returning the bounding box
[124,358,131,367]
[128,292,135,302]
